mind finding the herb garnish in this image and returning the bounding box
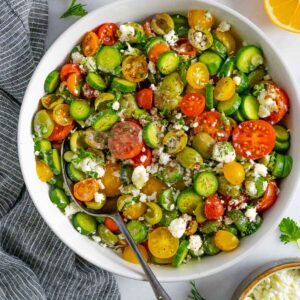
[61,0,88,19]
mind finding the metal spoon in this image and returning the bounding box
[60,138,172,300]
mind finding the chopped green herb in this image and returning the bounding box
[188,281,205,300]
[61,0,88,19]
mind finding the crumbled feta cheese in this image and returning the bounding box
[233,76,241,86]
[163,30,178,46]
[253,163,268,178]
[74,158,105,178]
[173,124,183,130]
[139,193,147,202]
[192,122,199,128]
[148,61,156,74]
[97,179,105,190]
[159,152,170,165]
[212,142,236,163]
[92,236,101,243]
[251,55,264,67]
[150,84,157,91]
[112,101,120,111]
[217,21,231,32]
[224,216,233,225]
[147,192,157,201]
[64,202,81,218]
[258,87,279,118]
[94,192,105,203]
[34,151,40,156]
[119,24,135,42]
[71,52,85,64]
[132,166,149,189]
[140,155,147,163]
[245,207,257,222]
[168,217,187,238]
[132,189,141,196]
[205,11,212,21]
[182,214,192,223]
[124,42,137,56]
[188,235,202,252]
[245,181,257,197]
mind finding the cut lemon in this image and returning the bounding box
[264,0,300,33]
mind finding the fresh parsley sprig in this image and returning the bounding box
[279,217,300,249]
[188,281,205,300]
[61,0,88,19]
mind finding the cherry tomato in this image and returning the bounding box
[73,178,100,202]
[143,21,154,37]
[256,181,278,212]
[36,159,53,182]
[136,88,153,111]
[186,62,210,89]
[97,23,118,45]
[263,83,289,125]
[215,31,236,55]
[48,122,73,141]
[82,31,99,57]
[214,77,236,101]
[67,73,82,97]
[82,82,96,99]
[187,9,214,29]
[194,111,231,141]
[148,43,170,63]
[232,120,276,160]
[214,230,239,251]
[100,163,122,197]
[123,202,147,219]
[53,104,73,126]
[172,38,197,57]
[204,194,225,220]
[132,147,152,167]
[123,244,149,264]
[104,218,119,233]
[226,194,248,210]
[179,93,205,117]
[223,161,245,185]
[122,55,148,83]
[60,64,80,81]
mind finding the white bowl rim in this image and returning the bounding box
[18,0,300,282]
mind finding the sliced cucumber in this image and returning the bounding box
[239,95,259,120]
[205,83,214,110]
[49,188,69,209]
[145,37,167,53]
[233,109,245,122]
[235,72,249,94]
[176,188,202,214]
[111,77,137,93]
[97,224,118,247]
[158,209,179,226]
[194,202,206,223]
[273,125,290,142]
[96,46,122,73]
[228,210,248,233]
[159,188,176,211]
[172,240,189,267]
[160,163,184,184]
[72,212,97,236]
[44,70,60,93]
[70,131,85,152]
[199,51,223,76]
[200,220,221,234]
[236,45,264,73]
[67,163,85,181]
[47,149,61,175]
[218,57,235,78]
[217,93,241,115]
[171,14,189,37]
[63,151,74,162]
[203,236,220,256]
[86,73,106,91]
[275,140,290,153]
[92,109,119,132]
[34,139,52,153]
[157,51,180,75]
[272,153,285,178]
[70,99,91,121]
[142,122,159,148]
[211,38,227,59]
[127,220,148,244]
[194,172,218,197]
[248,68,266,88]
[282,155,293,178]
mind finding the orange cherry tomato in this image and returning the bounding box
[136,88,153,111]
[204,194,225,220]
[67,73,82,97]
[148,43,170,63]
[194,111,231,141]
[256,181,278,212]
[179,93,205,117]
[48,122,73,141]
[143,21,155,37]
[73,178,100,202]
[97,23,118,45]
[36,160,53,182]
[172,38,197,57]
[123,244,149,264]
[60,64,81,81]
[104,218,119,233]
[82,31,99,56]
[232,120,276,160]
[132,147,152,167]
[53,104,73,126]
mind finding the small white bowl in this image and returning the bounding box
[18,0,300,282]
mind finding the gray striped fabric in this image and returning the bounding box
[0,0,120,299]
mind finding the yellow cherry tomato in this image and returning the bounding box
[223,161,245,185]
[152,256,173,265]
[215,31,236,55]
[163,130,188,155]
[53,104,73,126]
[214,230,239,251]
[100,163,122,197]
[148,227,179,259]
[122,55,148,83]
[36,159,53,182]
[214,77,236,101]
[188,9,215,29]
[123,244,149,264]
[186,62,209,89]
[123,202,147,220]
[144,202,163,225]
[141,176,167,196]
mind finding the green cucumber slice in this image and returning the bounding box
[72,212,97,236]
[203,236,220,256]
[172,240,189,267]
[70,99,91,121]
[63,151,74,162]
[176,188,202,214]
[145,37,167,53]
[282,155,293,178]
[44,70,60,93]
[199,51,223,76]
[127,220,148,244]
[86,73,106,91]
[171,14,189,37]
[96,46,122,73]
[97,224,118,247]
[272,153,285,178]
[157,51,180,75]
[48,149,61,175]
[236,45,264,73]
[34,139,52,153]
[200,220,221,234]
[218,57,235,78]
[159,188,176,211]
[160,163,184,184]
[233,109,245,122]
[239,95,259,120]
[205,83,214,110]
[235,72,249,93]
[248,68,266,88]
[49,188,69,209]
[273,125,290,142]
[194,202,206,223]
[111,77,137,92]
[217,93,241,115]
[228,210,248,233]
[142,122,159,148]
[211,38,227,59]
[92,109,119,132]
[275,140,290,153]
[67,163,85,181]
[158,209,179,226]
[194,172,218,197]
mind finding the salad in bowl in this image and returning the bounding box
[32,9,292,268]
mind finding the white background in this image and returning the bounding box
[47,1,300,299]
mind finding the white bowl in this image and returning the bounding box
[18,0,300,282]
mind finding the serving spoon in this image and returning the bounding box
[60,138,172,300]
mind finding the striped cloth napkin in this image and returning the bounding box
[0,1,120,299]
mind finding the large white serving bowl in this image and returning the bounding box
[18,0,300,282]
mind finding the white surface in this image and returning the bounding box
[42,0,300,299]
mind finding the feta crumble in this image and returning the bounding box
[159,152,171,165]
[163,30,178,46]
[245,207,257,222]
[233,76,241,86]
[74,158,105,178]
[64,202,81,218]
[94,192,106,203]
[253,163,268,178]
[168,217,187,238]
[112,101,120,111]
[217,21,231,32]
[212,142,236,163]
[258,87,279,118]
[245,181,257,197]
[119,24,135,42]
[132,165,149,189]
[148,61,156,74]
[188,235,202,253]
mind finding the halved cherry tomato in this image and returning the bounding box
[67,73,82,97]
[97,23,118,45]
[179,93,205,117]
[225,194,248,210]
[60,64,81,81]
[82,82,96,99]
[104,217,119,233]
[256,181,278,212]
[48,122,73,141]
[36,159,53,182]
[148,43,170,63]
[204,194,225,220]
[263,83,289,125]
[172,38,197,57]
[143,21,154,37]
[122,55,148,83]
[232,120,276,160]
[123,244,149,264]
[194,111,231,141]
[73,178,100,202]
[53,104,73,126]
[132,147,152,167]
[186,62,210,89]
[136,88,153,111]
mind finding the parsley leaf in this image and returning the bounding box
[279,217,300,249]
[61,0,88,19]
[72,148,95,164]
[188,282,205,300]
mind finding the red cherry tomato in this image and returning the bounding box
[263,83,289,125]
[204,194,225,220]
[172,38,197,57]
[143,21,154,37]
[60,64,81,81]
[48,122,74,141]
[104,217,119,233]
[223,194,249,210]
[82,82,96,99]
[194,111,231,141]
[136,88,153,111]
[256,181,278,212]
[132,147,152,167]
[179,93,205,117]
[97,23,118,46]
[232,120,276,160]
